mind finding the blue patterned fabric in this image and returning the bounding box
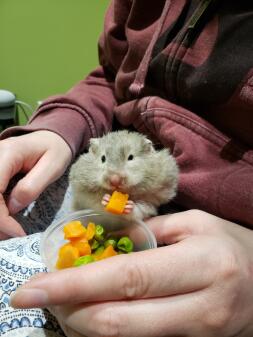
[0,172,72,336]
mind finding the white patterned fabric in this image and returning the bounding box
[0,172,72,336]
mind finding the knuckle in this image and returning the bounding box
[120,260,149,299]
[92,307,124,337]
[184,209,212,232]
[201,248,242,333]
[187,209,206,217]
[204,305,234,332]
[217,244,240,281]
[16,181,36,201]
[0,141,15,158]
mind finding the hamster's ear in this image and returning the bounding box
[143,138,154,153]
[89,138,99,154]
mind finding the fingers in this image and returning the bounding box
[0,131,71,215]
[0,194,26,237]
[145,210,221,245]
[50,293,202,337]
[8,151,66,214]
[10,240,214,308]
[0,153,22,194]
[54,319,86,337]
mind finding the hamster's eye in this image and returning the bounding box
[101,155,106,163]
[128,154,134,161]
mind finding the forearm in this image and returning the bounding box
[0,66,116,159]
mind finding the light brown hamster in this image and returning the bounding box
[69,130,178,221]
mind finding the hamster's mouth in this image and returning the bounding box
[105,185,130,194]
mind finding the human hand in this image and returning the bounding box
[0,131,72,239]
[10,210,253,337]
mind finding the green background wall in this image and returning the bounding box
[0,0,110,124]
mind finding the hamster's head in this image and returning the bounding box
[70,130,169,196]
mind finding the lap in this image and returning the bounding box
[0,172,71,337]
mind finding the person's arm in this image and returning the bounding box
[0,0,130,238]
[0,66,116,160]
[0,0,129,158]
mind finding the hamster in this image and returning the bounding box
[69,130,179,221]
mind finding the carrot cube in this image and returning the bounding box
[98,245,118,260]
[71,238,91,256]
[86,222,96,240]
[105,191,129,214]
[63,221,86,240]
[56,243,80,269]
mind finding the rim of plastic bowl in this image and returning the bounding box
[40,209,157,267]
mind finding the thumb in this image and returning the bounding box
[145,210,212,245]
[8,151,66,214]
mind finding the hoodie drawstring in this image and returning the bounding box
[129,0,172,98]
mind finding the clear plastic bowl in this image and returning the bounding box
[40,209,157,271]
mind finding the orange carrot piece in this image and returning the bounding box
[98,245,118,260]
[72,238,91,256]
[63,221,86,240]
[56,243,80,269]
[105,191,129,214]
[86,222,96,240]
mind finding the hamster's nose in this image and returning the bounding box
[109,174,123,188]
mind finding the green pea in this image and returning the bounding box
[95,224,105,241]
[104,238,118,249]
[93,245,105,256]
[117,236,134,253]
[91,239,100,251]
[74,255,95,267]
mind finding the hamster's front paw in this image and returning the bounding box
[123,200,134,214]
[101,194,134,214]
[101,193,111,206]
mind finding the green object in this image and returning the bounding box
[0,0,110,125]
[91,239,100,251]
[104,238,118,249]
[93,246,105,256]
[95,224,105,241]
[74,255,94,267]
[117,237,134,253]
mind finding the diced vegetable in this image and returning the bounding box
[90,239,100,251]
[94,224,105,241]
[74,255,95,267]
[63,221,86,240]
[117,236,134,253]
[71,238,91,256]
[92,246,105,260]
[56,243,80,269]
[98,245,118,260]
[105,191,129,214]
[55,220,135,269]
[104,238,118,249]
[86,222,96,240]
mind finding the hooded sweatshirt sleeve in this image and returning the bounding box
[0,0,129,159]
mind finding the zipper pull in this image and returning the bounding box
[188,0,215,30]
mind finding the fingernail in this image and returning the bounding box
[8,198,23,214]
[10,289,49,308]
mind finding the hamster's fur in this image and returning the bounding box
[69,130,178,221]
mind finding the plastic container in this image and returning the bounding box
[40,209,157,271]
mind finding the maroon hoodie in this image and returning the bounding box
[1,0,253,226]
